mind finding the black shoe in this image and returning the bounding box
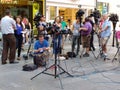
[10,61,19,64]
[2,62,7,65]
[92,47,95,51]
[83,53,89,57]
[89,48,92,51]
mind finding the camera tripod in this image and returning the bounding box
[112,46,120,63]
[23,30,34,60]
[112,31,120,63]
[96,32,111,61]
[31,34,73,80]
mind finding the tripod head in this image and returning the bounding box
[90,8,101,25]
[109,14,119,47]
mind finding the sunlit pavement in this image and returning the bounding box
[0,34,120,90]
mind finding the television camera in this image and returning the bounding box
[90,8,101,25]
[109,14,119,47]
[76,9,84,23]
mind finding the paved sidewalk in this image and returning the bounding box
[0,34,120,90]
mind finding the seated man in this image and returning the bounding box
[34,35,50,67]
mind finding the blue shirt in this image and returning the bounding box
[101,20,111,38]
[73,21,80,36]
[34,40,49,54]
[16,24,23,35]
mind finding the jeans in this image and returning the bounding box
[53,34,62,54]
[72,35,80,55]
[15,34,23,57]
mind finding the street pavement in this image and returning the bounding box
[0,34,120,90]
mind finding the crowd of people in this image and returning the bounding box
[0,9,32,64]
[0,9,113,66]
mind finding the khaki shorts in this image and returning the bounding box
[81,35,91,48]
[100,37,109,45]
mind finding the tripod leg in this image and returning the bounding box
[57,65,73,77]
[31,64,55,80]
[112,48,119,62]
[57,63,64,89]
[91,49,97,59]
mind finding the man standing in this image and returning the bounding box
[100,14,111,57]
[1,9,17,64]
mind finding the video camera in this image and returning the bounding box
[33,12,44,27]
[90,8,101,24]
[76,9,84,19]
[109,14,119,23]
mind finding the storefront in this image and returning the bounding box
[97,1,109,14]
[46,0,95,24]
[0,0,45,26]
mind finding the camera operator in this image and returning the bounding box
[79,17,92,57]
[71,17,81,55]
[37,15,49,41]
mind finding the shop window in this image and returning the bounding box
[50,6,56,20]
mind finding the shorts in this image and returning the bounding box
[100,37,109,45]
[81,35,91,48]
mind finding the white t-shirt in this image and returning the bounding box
[1,16,16,34]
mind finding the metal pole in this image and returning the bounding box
[95,0,98,9]
[45,0,46,16]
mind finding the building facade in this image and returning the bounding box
[46,0,95,24]
[97,0,120,18]
[0,0,45,25]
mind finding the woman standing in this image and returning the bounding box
[52,16,62,55]
[15,16,24,60]
[71,17,81,55]
[24,18,31,45]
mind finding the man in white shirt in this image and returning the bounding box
[1,9,17,64]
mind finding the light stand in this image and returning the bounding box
[31,33,73,80]
[112,30,120,63]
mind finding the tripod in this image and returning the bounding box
[31,34,73,80]
[112,31,120,63]
[112,46,120,63]
[23,30,34,60]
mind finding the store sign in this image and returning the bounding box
[0,0,18,4]
[1,0,12,3]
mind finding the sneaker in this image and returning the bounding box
[24,42,29,45]
[83,53,89,57]
[17,57,21,60]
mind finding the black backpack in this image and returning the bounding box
[22,63,38,71]
[67,52,76,58]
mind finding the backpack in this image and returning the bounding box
[22,63,38,71]
[67,52,76,58]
